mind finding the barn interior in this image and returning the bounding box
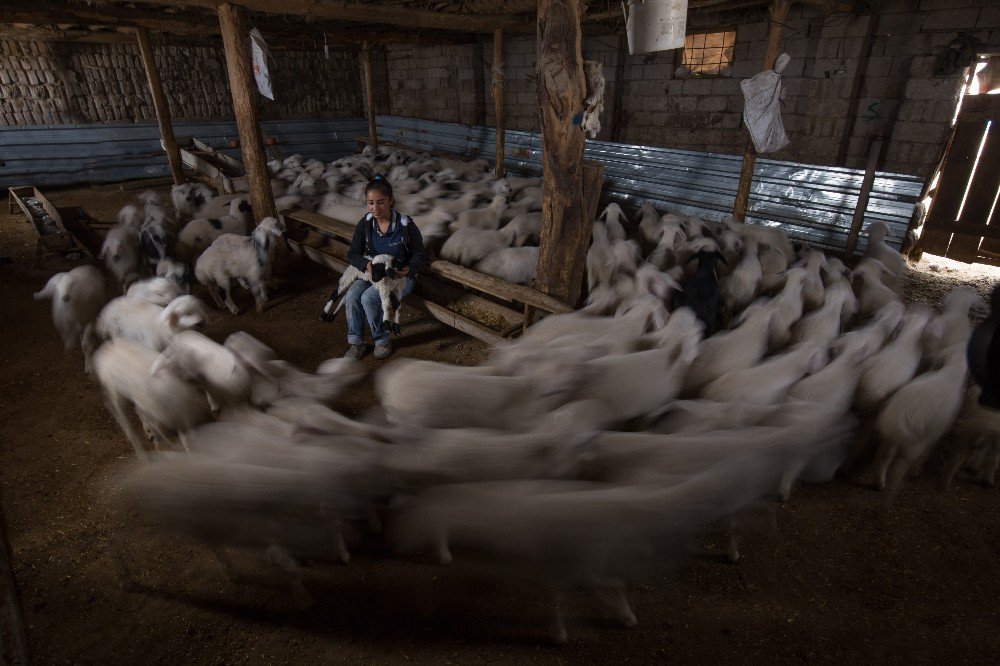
[3,0,1000,662]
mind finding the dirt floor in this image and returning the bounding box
[3,181,1000,664]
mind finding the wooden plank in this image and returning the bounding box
[135,27,185,185]
[919,120,990,256]
[535,0,587,306]
[361,42,378,155]
[492,29,506,180]
[923,220,1000,241]
[843,134,883,258]
[732,0,791,222]
[952,123,1000,261]
[286,239,505,345]
[288,210,572,314]
[218,3,277,222]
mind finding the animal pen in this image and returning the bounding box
[2,0,1000,663]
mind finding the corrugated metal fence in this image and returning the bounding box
[376,116,924,253]
[1,114,922,253]
[0,118,365,189]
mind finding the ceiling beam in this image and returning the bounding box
[125,0,533,32]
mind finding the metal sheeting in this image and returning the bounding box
[0,118,366,189]
[376,115,924,253]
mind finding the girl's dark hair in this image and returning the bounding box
[365,175,394,200]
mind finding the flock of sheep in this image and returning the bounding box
[29,146,1000,644]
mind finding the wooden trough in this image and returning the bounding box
[176,136,248,194]
[6,186,95,266]
[285,210,571,345]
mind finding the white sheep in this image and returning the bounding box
[761,267,808,350]
[451,193,509,232]
[152,330,254,411]
[923,286,981,358]
[320,254,410,334]
[942,393,1000,489]
[683,303,773,393]
[155,258,191,293]
[195,216,286,314]
[100,225,141,292]
[33,265,107,372]
[853,258,900,320]
[863,221,906,291]
[126,276,184,306]
[177,197,253,260]
[719,237,762,317]
[440,225,518,267]
[93,339,211,460]
[791,280,858,347]
[700,342,827,405]
[474,246,539,285]
[854,307,931,414]
[171,182,214,223]
[96,294,209,352]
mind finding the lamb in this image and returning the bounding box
[853,258,900,320]
[195,216,287,314]
[762,266,808,351]
[96,294,209,352]
[854,307,931,414]
[93,339,211,460]
[100,224,141,291]
[719,237,762,317]
[152,330,254,410]
[872,343,967,492]
[674,246,726,335]
[941,393,1000,489]
[863,221,906,291]
[177,197,253,260]
[155,258,191,293]
[474,246,539,284]
[923,286,981,358]
[440,225,519,267]
[171,182,214,223]
[33,265,107,372]
[126,276,184,306]
[790,280,858,347]
[451,193,509,232]
[700,342,827,405]
[787,338,872,413]
[683,303,773,393]
[319,254,410,333]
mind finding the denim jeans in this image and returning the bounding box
[344,277,415,346]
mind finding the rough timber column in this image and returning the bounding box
[535,0,589,305]
[732,0,791,222]
[362,41,378,154]
[492,29,506,180]
[135,27,185,185]
[218,3,276,221]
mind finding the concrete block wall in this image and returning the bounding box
[384,43,484,126]
[383,1,1000,179]
[0,38,361,126]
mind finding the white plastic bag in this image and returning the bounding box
[249,28,274,101]
[740,53,791,153]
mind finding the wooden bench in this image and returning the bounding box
[285,209,571,345]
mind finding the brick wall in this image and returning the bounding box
[0,38,362,126]
[384,1,1000,179]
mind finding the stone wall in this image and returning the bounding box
[0,38,362,126]
[383,0,1000,179]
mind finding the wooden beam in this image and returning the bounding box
[732,0,791,222]
[135,27,185,185]
[842,134,883,259]
[492,29,506,180]
[128,0,531,33]
[361,42,378,156]
[535,0,588,306]
[217,3,276,222]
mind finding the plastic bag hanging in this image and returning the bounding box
[740,52,791,153]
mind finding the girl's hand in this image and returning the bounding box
[366,261,372,272]
[398,266,410,277]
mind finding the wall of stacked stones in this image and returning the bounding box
[383,1,1000,179]
[0,38,363,126]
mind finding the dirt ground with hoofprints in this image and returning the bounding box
[2,180,1000,663]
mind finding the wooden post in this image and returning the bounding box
[610,32,627,143]
[218,3,276,222]
[362,41,378,155]
[492,29,506,180]
[843,134,883,260]
[135,26,185,185]
[732,0,791,222]
[535,0,589,306]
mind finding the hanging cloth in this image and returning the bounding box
[740,52,791,153]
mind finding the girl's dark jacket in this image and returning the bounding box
[347,210,428,276]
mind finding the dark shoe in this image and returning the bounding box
[373,342,392,360]
[344,344,365,360]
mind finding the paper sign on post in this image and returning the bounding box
[249,28,273,100]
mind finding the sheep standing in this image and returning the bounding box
[96,294,209,352]
[195,217,286,314]
[33,265,108,372]
[177,198,253,260]
[100,225,141,292]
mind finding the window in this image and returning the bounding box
[677,30,735,78]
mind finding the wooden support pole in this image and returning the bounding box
[218,3,276,222]
[535,0,590,306]
[492,29,506,180]
[135,27,185,185]
[610,32,627,143]
[732,0,791,222]
[362,42,379,155]
[843,134,883,260]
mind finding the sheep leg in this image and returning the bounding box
[81,323,98,374]
[264,545,313,610]
[436,527,453,565]
[724,514,741,564]
[884,457,912,496]
[977,444,1000,486]
[218,277,240,315]
[333,520,351,565]
[207,280,226,309]
[873,442,899,491]
[251,281,268,314]
[104,392,150,462]
[941,438,978,490]
[588,575,638,628]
